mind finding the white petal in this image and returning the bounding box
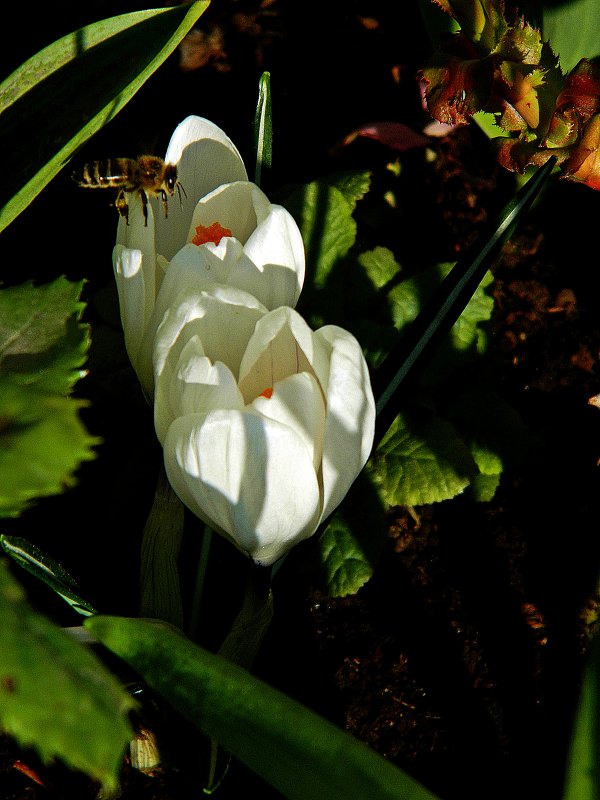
[242,202,305,307]
[315,326,376,522]
[152,284,267,399]
[189,181,262,245]
[154,334,243,444]
[155,116,248,261]
[250,372,326,472]
[115,188,157,249]
[238,307,330,404]
[164,410,322,565]
[112,245,154,392]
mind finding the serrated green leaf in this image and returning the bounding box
[87,615,441,800]
[0,382,99,517]
[0,1,210,234]
[324,171,371,212]
[358,246,402,290]
[0,535,97,616]
[369,410,476,506]
[0,561,135,791]
[284,180,357,287]
[0,278,89,394]
[447,387,535,483]
[469,472,501,502]
[386,263,494,385]
[319,515,374,598]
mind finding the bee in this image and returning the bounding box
[72,155,184,226]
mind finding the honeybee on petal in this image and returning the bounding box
[72,155,184,225]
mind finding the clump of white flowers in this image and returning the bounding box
[114,116,375,566]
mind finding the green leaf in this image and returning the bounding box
[324,171,372,212]
[87,615,441,800]
[0,535,97,616]
[0,383,98,517]
[542,0,600,73]
[319,514,374,597]
[369,410,476,506]
[284,180,357,287]
[358,246,402,290]
[0,278,88,394]
[469,472,501,502]
[0,1,210,234]
[562,625,600,799]
[447,386,537,501]
[386,263,494,385]
[0,561,135,791]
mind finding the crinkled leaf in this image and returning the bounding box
[0,278,88,395]
[0,1,210,233]
[420,54,494,126]
[284,180,357,287]
[369,410,476,506]
[469,472,501,502]
[495,16,542,64]
[324,171,372,212]
[318,474,388,597]
[358,246,402,290]
[386,263,494,385]
[87,615,440,800]
[0,561,135,791]
[432,0,509,52]
[0,535,97,616]
[319,515,374,597]
[0,382,98,518]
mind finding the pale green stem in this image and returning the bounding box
[139,462,185,628]
[188,524,213,641]
[205,561,274,793]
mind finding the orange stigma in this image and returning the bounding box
[259,387,274,399]
[192,221,233,246]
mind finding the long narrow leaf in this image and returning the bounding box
[0,535,97,616]
[562,616,600,798]
[372,157,556,446]
[254,71,273,187]
[87,615,441,800]
[0,1,210,234]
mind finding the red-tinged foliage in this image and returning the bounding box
[420,1,600,189]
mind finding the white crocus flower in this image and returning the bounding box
[112,116,305,396]
[155,302,376,567]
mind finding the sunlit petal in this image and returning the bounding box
[155,116,248,260]
[164,410,321,565]
[155,334,243,443]
[238,307,330,404]
[315,325,376,522]
[250,372,326,473]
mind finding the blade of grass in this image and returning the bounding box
[0,1,210,234]
[372,157,557,446]
[87,614,441,800]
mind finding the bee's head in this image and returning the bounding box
[164,164,179,195]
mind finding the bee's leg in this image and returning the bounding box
[115,189,129,225]
[176,182,187,209]
[140,190,149,227]
[161,190,169,219]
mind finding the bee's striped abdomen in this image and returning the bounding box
[74,158,140,190]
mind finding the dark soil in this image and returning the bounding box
[1,2,599,800]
